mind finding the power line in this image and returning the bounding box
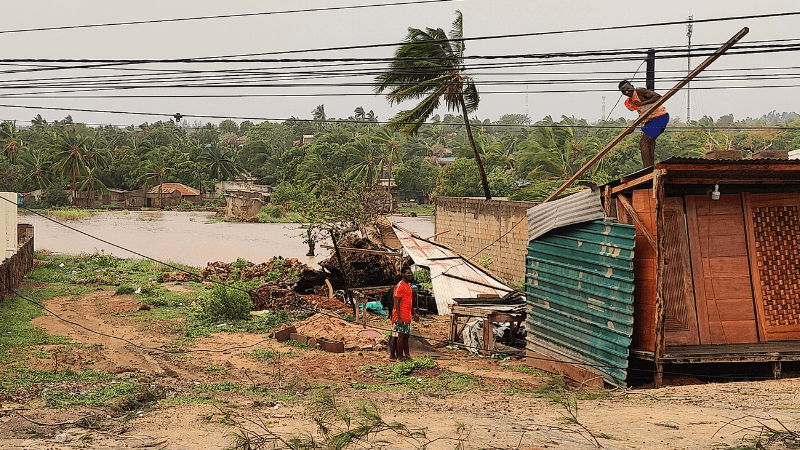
[0,0,458,35]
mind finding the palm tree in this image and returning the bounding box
[312,104,326,130]
[515,116,601,182]
[375,10,490,199]
[19,149,52,190]
[51,128,90,194]
[198,145,241,181]
[353,106,366,121]
[0,122,22,164]
[78,167,109,205]
[346,136,381,184]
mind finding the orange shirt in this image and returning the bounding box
[625,90,668,120]
[392,280,413,323]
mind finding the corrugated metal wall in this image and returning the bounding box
[526,220,636,386]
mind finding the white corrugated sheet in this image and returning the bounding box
[526,188,605,242]
[394,226,513,315]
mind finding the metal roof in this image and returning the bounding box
[526,188,605,242]
[146,183,200,196]
[393,225,512,315]
[526,220,636,387]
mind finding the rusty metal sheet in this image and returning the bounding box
[394,225,512,315]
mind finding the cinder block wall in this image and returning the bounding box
[434,197,535,285]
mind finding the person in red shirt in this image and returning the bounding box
[392,266,418,361]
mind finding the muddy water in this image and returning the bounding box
[21,211,434,268]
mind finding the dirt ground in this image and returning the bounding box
[2,286,800,449]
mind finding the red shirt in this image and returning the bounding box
[393,280,413,323]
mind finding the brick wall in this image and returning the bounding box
[434,197,535,285]
[0,224,34,303]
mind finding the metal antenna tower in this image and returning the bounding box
[686,15,693,123]
[525,84,529,121]
[601,96,606,122]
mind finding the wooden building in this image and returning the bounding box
[524,156,800,387]
[605,157,800,385]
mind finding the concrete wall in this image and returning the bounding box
[435,197,535,285]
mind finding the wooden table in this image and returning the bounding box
[448,305,526,352]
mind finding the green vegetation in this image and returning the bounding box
[196,284,253,324]
[44,381,163,410]
[396,203,435,216]
[35,207,99,221]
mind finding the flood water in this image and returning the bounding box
[20,211,434,268]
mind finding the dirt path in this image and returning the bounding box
[2,290,800,449]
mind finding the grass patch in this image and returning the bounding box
[36,207,101,221]
[44,381,163,410]
[0,367,113,396]
[395,203,435,216]
[0,289,74,365]
[502,364,547,376]
[364,357,480,395]
[194,380,240,394]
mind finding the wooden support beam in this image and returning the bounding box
[543,27,749,203]
[616,195,657,252]
[603,185,612,216]
[661,178,800,185]
[653,172,667,388]
[611,172,656,194]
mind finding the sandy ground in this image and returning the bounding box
[2,287,800,449]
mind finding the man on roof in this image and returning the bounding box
[619,80,670,167]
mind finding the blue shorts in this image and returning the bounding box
[642,113,669,138]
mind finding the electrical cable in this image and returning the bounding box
[0,0,458,35]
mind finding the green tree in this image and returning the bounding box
[394,157,438,198]
[0,122,23,164]
[51,128,90,194]
[312,104,327,130]
[198,145,241,181]
[375,10,491,199]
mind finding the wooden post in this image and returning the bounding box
[543,27,749,203]
[653,173,667,387]
[329,229,356,318]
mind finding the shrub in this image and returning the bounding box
[115,284,135,295]
[197,284,252,323]
[261,205,285,219]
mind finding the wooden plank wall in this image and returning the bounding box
[629,189,658,351]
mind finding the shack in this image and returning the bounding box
[146,183,201,207]
[525,156,800,387]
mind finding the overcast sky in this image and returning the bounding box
[1,0,798,128]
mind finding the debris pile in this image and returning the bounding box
[161,271,194,282]
[305,294,351,315]
[319,235,406,288]
[199,257,308,283]
[294,314,386,349]
[249,287,304,311]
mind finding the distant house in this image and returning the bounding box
[436,157,456,166]
[302,135,315,145]
[146,183,201,207]
[790,149,800,160]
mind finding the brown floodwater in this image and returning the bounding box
[20,211,434,268]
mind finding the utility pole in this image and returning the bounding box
[686,15,693,123]
[646,49,655,90]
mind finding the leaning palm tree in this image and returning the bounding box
[375,10,490,199]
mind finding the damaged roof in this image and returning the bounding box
[393,225,513,315]
[146,183,200,196]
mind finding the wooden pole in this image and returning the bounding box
[653,172,667,388]
[543,27,749,203]
[329,229,356,318]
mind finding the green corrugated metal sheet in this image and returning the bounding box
[526,220,636,387]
